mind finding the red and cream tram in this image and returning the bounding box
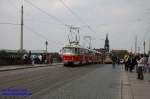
[61,43,102,66]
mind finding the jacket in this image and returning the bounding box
[137,57,144,67]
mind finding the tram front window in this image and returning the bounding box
[63,47,79,54]
[63,47,75,54]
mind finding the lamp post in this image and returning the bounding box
[20,5,23,52]
[45,41,48,64]
[143,41,145,55]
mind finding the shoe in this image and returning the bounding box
[141,78,144,80]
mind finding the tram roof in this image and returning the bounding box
[64,44,81,48]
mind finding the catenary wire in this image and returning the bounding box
[24,25,64,46]
[0,22,20,25]
[24,0,66,26]
[59,0,104,38]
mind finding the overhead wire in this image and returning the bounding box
[0,0,20,26]
[0,22,20,25]
[0,0,65,50]
[22,0,68,46]
[24,0,66,26]
[24,25,64,46]
[24,0,103,41]
[59,0,86,25]
[59,0,104,39]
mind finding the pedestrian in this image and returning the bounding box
[143,54,148,72]
[130,55,137,72]
[147,54,150,82]
[31,55,35,65]
[137,54,144,80]
[148,54,150,73]
[124,54,129,71]
[116,57,120,65]
[135,55,140,72]
[128,55,133,72]
[112,55,117,68]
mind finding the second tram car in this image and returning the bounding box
[61,43,102,66]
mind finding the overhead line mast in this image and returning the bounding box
[135,35,137,54]
[20,5,24,51]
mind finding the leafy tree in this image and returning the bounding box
[0,50,8,59]
[17,49,27,58]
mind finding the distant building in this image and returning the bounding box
[95,48,105,54]
[94,48,106,63]
[111,49,128,59]
[104,33,110,52]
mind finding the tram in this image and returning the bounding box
[61,43,102,66]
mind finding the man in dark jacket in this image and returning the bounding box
[112,55,117,67]
[130,55,137,72]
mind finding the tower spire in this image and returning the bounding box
[106,33,108,40]
[104,33,109,52]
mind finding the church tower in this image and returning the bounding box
[104,33,109,52]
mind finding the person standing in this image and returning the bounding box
[112,55,117,68]
[130,55,137,72]
[137,54,144,80]
[148,54,150,82]
[128,55,133,72]
[143,54,148,72]
[148,55,150,73]
[124,54,129,71]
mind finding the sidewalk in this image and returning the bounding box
[121,67,150,99]
[0,63,62,72]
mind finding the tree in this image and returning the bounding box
[0,50,8,59]
[17,49,27,57]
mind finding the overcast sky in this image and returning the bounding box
[0,0,150,53]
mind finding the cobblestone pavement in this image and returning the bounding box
[125,70,150,99]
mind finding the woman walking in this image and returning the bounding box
[124,54,129,71]
[137,54,144,80]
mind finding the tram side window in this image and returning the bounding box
[80,49,84,55]
[79,49,82,55]
[75,48,79,55]
[89,50,92,55]
[85,49,89,55]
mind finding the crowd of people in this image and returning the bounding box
[124,53,150,82]
[23,53,52,65]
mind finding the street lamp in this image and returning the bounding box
[45,41,48,64]
[143,41,146,55]
[45,41,48,52]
